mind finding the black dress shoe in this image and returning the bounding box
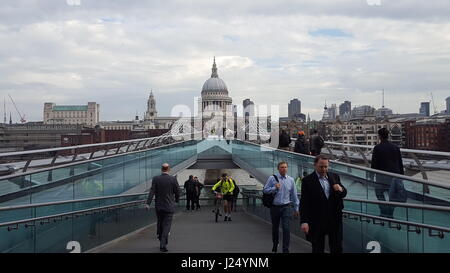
[227,217,232,221]
[224,216,228,221]
[272,244,278,253]
[160,247,168,252]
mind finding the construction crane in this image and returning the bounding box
[430,92,437,115]
[8,94,26,123]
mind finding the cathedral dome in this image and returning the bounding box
[202,77,228,94]
[201,57,229,95]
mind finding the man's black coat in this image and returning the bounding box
[300,172,347,242]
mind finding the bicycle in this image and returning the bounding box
[212,191,223,222]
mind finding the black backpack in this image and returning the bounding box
[262,175,278,208]
[232,179,240,197]
[315,136,324,149]
[295,139,309,154]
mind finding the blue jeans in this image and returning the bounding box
[270,205,291,253]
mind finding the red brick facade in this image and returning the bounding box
[405,119,450,152]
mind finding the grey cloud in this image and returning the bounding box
[1,1,450,121]
[2,0,450,26]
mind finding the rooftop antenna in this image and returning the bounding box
[3,97,6,124]
[382,89,385,108]
[430,92,437,114]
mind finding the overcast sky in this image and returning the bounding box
[1,0,450,122]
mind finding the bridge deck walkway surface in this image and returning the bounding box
[95,206,311,253]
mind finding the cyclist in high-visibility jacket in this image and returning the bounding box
[212,173,235,221]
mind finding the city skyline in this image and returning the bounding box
[1,1,450,122]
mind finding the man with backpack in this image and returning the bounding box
[263,161,300,253]
[310,129,324,156]
[212,173,235,221]
[294,131,310,155]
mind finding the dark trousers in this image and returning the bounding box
[230,196,238,212]
[193,193,201,209]
[186,192,196,210]
[311,228,343,253]
[270,206,291,253]
[375,187,394,218]
[156,210,174,249]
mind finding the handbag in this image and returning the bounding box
[262,175,279,208]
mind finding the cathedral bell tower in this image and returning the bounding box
[145,90,157,121]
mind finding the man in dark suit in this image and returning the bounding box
[300,155,347,253]
[145,163,180,252]
[371,128,406,218]
[184,175,196,211]
[309,129,325,156]
[278,130,291,150]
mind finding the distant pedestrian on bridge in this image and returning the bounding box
[278,130,291,151]
[309,129,324,156]
[263,161,300,253]
[300,155,347,253]
[184,175,197,211]
[193,176,204,210]
[371,128,407,218]
[145,163,180,252]
[294,131,310,155]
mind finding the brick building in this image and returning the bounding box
[405,117,450,152]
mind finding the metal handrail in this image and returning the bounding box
[0,194,242,229]
[344,198,450,212]
[261,134,450,157]
[240,192,450,234]
[324,141,450,157]
[235,140,450,190]
[0,200,145,228]
[0,133,195,158]
[0,139,198,180]
[331,160,449,189]
[248,130,450,183]
[246,118,449,156]
[0,192,240,212]
[240,192,450,212]
[0,192,148,211]
[342,211,450,233]
[0,183,193,211]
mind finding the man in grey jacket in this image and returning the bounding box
[145,163,180,252]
